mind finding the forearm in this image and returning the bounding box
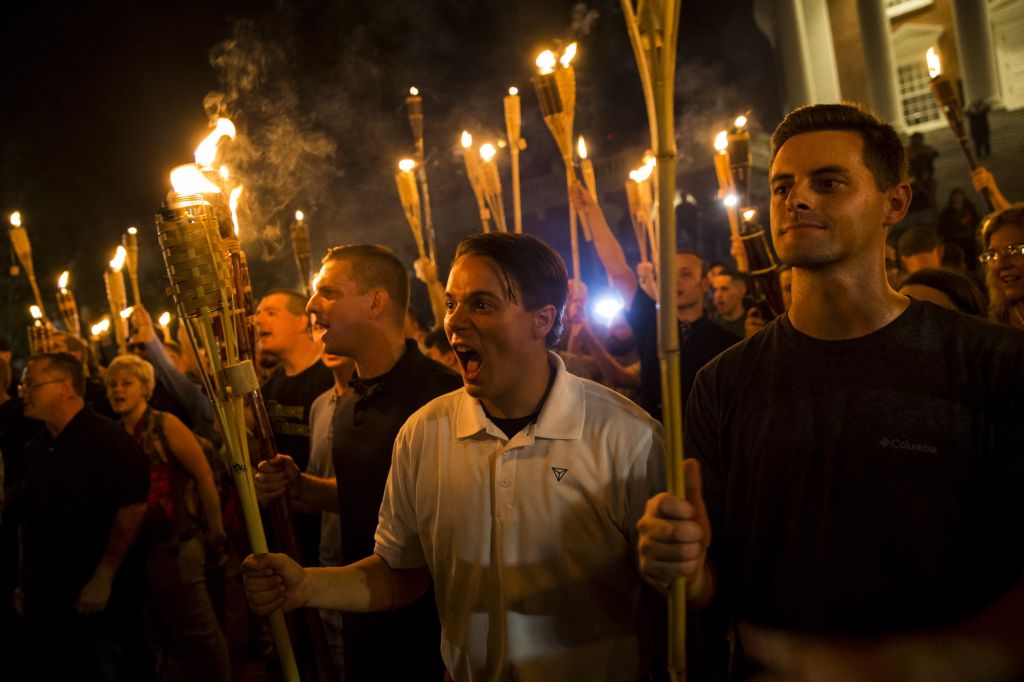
[584,197,638,305]
[583,331,640,388]
[292,473,340,514]
[303,554,431,612]
[94,503,146,577]
[145,338,215,424]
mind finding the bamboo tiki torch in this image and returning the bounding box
[55,271,82,338]
[622,0,686,678]
[8,211,48,322]
[406,87,438,267]
[461,131,492,233]
[290,210,313,299]
[396,159,445,327]
[626,163,657,274]
[926,47,994,212]
[504,86,526,233]
[89,318,110,363]
[577,135,596,243]
[28,306,55,355]
[532,43,581,282]
[157,311,173,342]
[713,131,743,255]
[123,227,142,306]
[478,143,508,233]
[105,246,129,355]
[155,165,301,682]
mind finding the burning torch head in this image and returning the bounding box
[155,193,231,317]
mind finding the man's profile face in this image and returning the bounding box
[769,130,892,269]
[711,275,745,317]
[21,360,69,422]
[255,293,308,356]
[307,259,374,359]
[674,253,705,314]
[444,254,552,414]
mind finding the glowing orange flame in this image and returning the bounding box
[120,306,134,320]
[926,47,941,79]
[734,115,748,129]
[30,305,43,320]
[194,117,236,168]
[743,209,756,221]
[58,270,70,290]
[294,210,304,222]
[170,164,221,195]
[577,136,588,159]
[536,50,557,75]
[10,211,22,227]
[158,311,171,328]
[127,226,138,235]
[723,194,739,208]
[479,144,496,163]
[229,186,243,237]
[714,131,729,152]
[409,86,419,96]
[219,165,230,181]
[398,158,416,172]
[461,131,473,149]
[630,163,654,183]
[559,42,578,68]
[508,86,518,96]
[91,319,110,336]
[110,246,127,272]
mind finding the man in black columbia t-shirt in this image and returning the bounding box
[637,104,1024,679]
[255,245,458,680]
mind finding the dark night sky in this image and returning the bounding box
[1,0,779,347]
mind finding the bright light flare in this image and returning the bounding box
[398,158,416,172]
[110,245,127,272]
[194,117,236,168]
[9,211,21,227]
[926,47,941,79]
[630,163,654,183]
[91,319,110,336]
[592,296,624,325]
[559,42,578,68]
[29,305,43,320]
[461,130,473,149]
[127,226,138,235]
[158,312,172,328]
[508,86,518,96]
[643,152,656,170]
[479,144,496,163]
[170,164,221,195]
[734,115,748,129]
[409,86,419,96]
[536,50,557,75]
[58,270,70,290]
[577,136,588,159]
[724,193,739,208]
[229,186,243,237]
[714,130,728,152]
[294,210,304,222]
[743,209,757,221]
[219,165,230,181]
[120,306,134,320]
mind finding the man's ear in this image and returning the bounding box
[883,182,912,227]
[367,287,390,320]
[533,305,556,341]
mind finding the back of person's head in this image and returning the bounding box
[322,244,410,326]
[899,268,987,316]
[898,226,941,257]
[454,232,568,347]
[29,352,85,397]
[106,353,156,399]
[771,103,906,191]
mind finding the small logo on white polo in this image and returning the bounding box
[551,467,568,482]
[879,437,937,454]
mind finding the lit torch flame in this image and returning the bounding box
[120,306,134,320]
[409,86,419,96]
[508,86,518,96]
[58,270,70,290]
[170,164,222,195]
[559,42,578,68]
[91,319,110,336]
[724,194,739,208]
[714,131,729,153]
[926,47,941,79]
[577,136,588,159]
[158,311,171,328]
[295,210,304,222]
[30,305,43,320]
[630,163,655,183]
[743,209,756,221]
[643,151,656,170]
[461,131,473,149]
[10,211,22,227]
[734,115,748,129]
[127,226,138,235]
[229,186,243,237]
[536,50,557,75]
[398,158,416,172]
[110,246,127,272]
[194,117,237,168]
[220,165,230,181]
[479,144,496,163]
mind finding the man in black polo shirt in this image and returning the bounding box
[572,183,739,419]
[13,352,150,679]
[255,244,459,680]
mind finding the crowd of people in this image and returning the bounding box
[0,101,1021,681]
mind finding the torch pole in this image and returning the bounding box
[504,89,524,234]
[928,74,994,212]
[124,229,142,306]
[623,0,686,678]
[7,224,48,322]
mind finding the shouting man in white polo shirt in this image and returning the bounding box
[243,232,665,680]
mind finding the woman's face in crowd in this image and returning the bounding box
[105,369,148,416]
[987,223,1024,304]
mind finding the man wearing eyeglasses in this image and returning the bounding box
[11,352,150,679]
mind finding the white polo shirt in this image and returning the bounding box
[374,353,666,681]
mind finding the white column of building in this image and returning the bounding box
[770,0,816,110]
[950,0,1000,106]
[855,0,903,126]
[801,0,842,103]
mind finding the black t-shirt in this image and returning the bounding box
[261,359,335,471]
[688,300,1024,643]
[332,339,461,679]
[17,406,150,615]
[627,287,740,419]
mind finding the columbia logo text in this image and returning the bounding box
[878,438,937,454]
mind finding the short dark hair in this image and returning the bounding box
[261,289,309,317]
[454,233,568,346]
[424,327,452,353]
[711,267,749,293]
[676,249,707,278]
[899,268,986,316]
[897,226,941,257]
[322,245,410,325]
[29,352,85,397]
[771,103,906,191]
